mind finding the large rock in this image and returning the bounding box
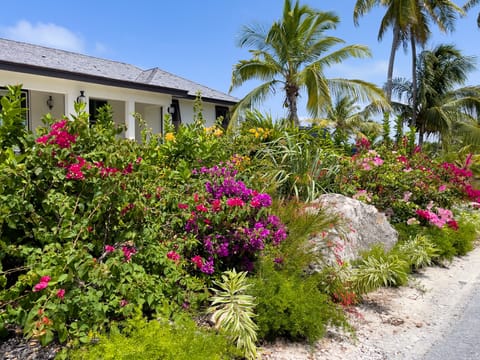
[308,193,398,265]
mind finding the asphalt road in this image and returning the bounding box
[423,278,480,360]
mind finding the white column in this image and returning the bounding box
[125,100,136,140]
[65,92,76,119]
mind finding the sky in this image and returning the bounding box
[1,1,479,120]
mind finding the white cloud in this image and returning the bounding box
[1,20,85,52]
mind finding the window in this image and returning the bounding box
[88,99,108,126]
[170,99,181,130]
[215,106,230,129]
[0,87,29,129]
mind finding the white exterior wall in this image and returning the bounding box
[29,90,65,131]
[0,70,172,140]
[1,70,233,140]
[178,99,218,127]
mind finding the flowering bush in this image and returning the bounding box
[173,163,287,273]
[335,145,480,224]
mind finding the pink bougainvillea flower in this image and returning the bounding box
[122,246,137,262]
[191,255,203,268]
[40,276,51,283]
[33,276,51,292]
[56,289,66,299]
[167,250,180,263]
[211,199,221,212]
[372,156,384,166]
[195,204,208,212]
[105,245,115,253]
[438,185,447,192]
[226,197,244,207]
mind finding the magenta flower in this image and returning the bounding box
[40,276,51,283]
[122,246,137,262]
[178,203,189,210]
[56,289,66,299]
[191,255,203,268]
[226,197,244,207]
[33,282,48,292]
[33,276,51,292]
[105,245,115,253]
[195,204,208,212]
[167,251,180,263]
[438,185,447,192]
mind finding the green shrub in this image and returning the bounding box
[395,235,439,270]
[251,261,348,343]
[67,316,240,360]
[351,245,409,295]
[250,200,349,343]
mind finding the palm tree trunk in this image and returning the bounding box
[286,83,300,127]
[410,36,418,138]
[385,25,400,102]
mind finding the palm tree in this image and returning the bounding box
[229,0,387,127]
[315,95,383,145]
[391,44,480,146]
[463,0,480,27]
[353,0,464,117]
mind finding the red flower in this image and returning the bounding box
[56,289,66,299]
[226,197,244,207]
[191,255,203,268]
[178,203,189,210]
[211,199,221,212]
[167,250,180,262]
[196,204,208,212]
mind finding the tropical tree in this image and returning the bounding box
[315,95,383,145]
[229,0,387,127]
[391,44,480,146]
[353,0,464,120]
[463,0,480,27]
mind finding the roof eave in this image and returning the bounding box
[0,60,189,97]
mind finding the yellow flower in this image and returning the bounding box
[214,128,223,137]
[165,132,175,142]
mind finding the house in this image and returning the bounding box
[0,38,237,140]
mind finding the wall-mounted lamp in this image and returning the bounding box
[167,104,175,115]
[46,95,54,110]
[76,90,87,104]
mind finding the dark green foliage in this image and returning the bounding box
[251,261,347,343]
[250,200,349,343]
[67,316,240,360]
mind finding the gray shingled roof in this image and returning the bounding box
[0,38,238,104]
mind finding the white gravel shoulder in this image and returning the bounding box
[260,245,480,360]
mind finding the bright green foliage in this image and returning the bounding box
[256,130,340,201]
[208,269,258,360]
[382,112,392,147]
[0,85,28,152]
[395,235,439,270]
[352,246,409,295]
[67,316,240,360]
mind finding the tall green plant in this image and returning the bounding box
[208,269,258,360]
